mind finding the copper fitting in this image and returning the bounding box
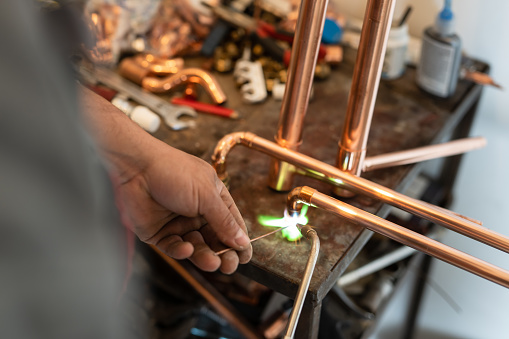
[118,58,151,84]
[212,132,256,187]
[142,68,227,104]
[287,187,509,289]
[287,187,315,217]
[118,54,184,84]
[133,54,184,76]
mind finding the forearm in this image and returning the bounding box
[78,85,163,183]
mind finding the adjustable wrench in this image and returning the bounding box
[80,66,197,130]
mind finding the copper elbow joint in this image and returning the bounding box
[118,54,184,84]
[141,68,227,105]
[133,54,184,76]
[211,132,256,187]
[286,186,316,217]
[119,56,227,104]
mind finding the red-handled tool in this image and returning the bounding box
[170,97,239,119]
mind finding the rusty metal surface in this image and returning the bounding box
[157,49,484,302]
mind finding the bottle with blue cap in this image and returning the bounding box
[416,0,462,98]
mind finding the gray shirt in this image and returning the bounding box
[0,1,132,338]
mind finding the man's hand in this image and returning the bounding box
[80,87,252,274]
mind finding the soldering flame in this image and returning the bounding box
[257,205,309,241]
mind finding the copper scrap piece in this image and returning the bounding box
[142,68,227,104]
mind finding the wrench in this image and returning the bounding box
[80,66,197,130]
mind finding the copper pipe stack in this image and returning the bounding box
[268,0,330,191]
[286,187,509,289]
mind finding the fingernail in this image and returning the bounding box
[234,229,250,249]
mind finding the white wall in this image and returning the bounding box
[333,0,509,122]
[332,1,509,338]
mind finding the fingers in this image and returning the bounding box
[155,230,242,274]
[183,231,221,272]
[216,180,252,263]
[156,235,194,260]
[199,223,245,274]
[153,216,248,273]
[218,250,240,275]
[199,178,251,251]
[149,216,204,260]
[149,215,206,241]
[216,177,248,235]
[140,152,252,272]
[237,247,252,264]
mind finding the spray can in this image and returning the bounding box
[416,0,462,98]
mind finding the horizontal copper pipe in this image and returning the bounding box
[363,137,487,172]
[211,132,509,253]
[286,187,509,289]
[142,68,227,104]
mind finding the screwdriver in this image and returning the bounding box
[214,224,295,256]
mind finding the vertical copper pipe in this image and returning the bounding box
[335,0,396,195]
[287,188,509,289]
[268,0,330,191]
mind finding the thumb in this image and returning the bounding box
[200,181,250,250]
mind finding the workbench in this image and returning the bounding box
[153,48,487,339]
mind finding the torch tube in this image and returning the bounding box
[283,225,320,339]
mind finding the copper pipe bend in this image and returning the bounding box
[142,68,227,104]
[212,132,256,186]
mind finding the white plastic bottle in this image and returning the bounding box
[416,0,462,98]
[382,23,409,80]
[111,96,161,133]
